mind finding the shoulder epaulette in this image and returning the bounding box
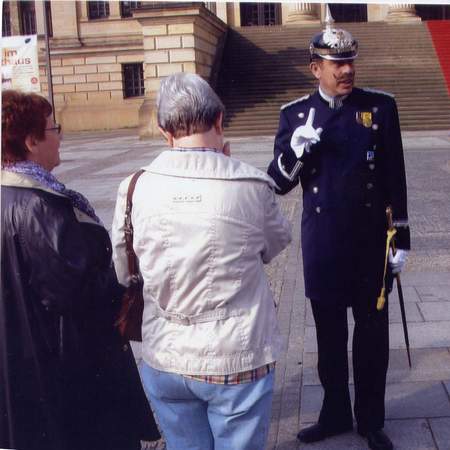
[281,94,310,110]
[362,87,395,98]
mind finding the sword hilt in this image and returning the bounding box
[386,206,397,253]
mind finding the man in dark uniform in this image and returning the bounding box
[267,8,410,450]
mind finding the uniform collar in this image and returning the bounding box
[318,86,348,110]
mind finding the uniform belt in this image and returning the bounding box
[148,303,243,326]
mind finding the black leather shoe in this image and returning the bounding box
[297,422,353,443]
[358,429,394,450]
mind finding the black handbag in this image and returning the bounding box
[115,169,145,341]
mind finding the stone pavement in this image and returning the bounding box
[54,129,450,450]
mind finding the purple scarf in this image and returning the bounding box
[3,161,101,224]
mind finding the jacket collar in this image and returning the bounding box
[144,150,278,189]
[1,170,100,226]
[1,169,68,198]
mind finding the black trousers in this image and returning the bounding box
[310,294,389,433]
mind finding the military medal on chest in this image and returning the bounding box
[356,111,373,128]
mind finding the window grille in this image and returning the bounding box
[20,1,36,35]
[120,1,141,18]
[122,63,145,98]
[88,1,110,20]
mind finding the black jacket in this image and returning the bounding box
[268,88,411,304]
[1,171,160,450]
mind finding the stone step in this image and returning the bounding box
[223,121,450,132]
[223,100,450,110]
[224,120,450,135]
[224,113,450,125]
[221,88,448,97]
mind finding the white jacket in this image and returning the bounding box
[112,150,292,375]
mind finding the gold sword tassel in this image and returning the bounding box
[377,208,397,310]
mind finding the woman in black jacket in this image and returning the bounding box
[0,90,160,450]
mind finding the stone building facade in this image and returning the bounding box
[2,2,447,136]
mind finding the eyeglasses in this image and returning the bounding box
[45,124,62,135]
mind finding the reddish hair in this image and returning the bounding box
[2,90,53,164]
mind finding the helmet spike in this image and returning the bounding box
[324,4,335,31]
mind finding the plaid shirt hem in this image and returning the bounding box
[182,362,276,385]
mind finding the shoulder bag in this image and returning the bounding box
[115,169,145,341]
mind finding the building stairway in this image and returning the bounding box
[217,22,450,136]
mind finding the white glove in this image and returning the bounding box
[389,248,408,274]
[290,107,323,159]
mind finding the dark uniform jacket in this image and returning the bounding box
[268,87,411,304]
[1,171,160,450]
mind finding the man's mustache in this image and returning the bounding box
[334,75,354,83]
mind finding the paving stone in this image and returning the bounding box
[292,419,436,450]
[385,381,450,419]
[305,319,450,354]
[416,285,450,302]
[390,322,450,349]
[302,381,450,426]
[404,135,450,149]
[429,417,450,450]
[299,384,326,424]
[445,380,450,396]
[389,299,423,323]
[418,302,450,320]
[56,148,125,162]
[401,272,450,287]
[288,427,362,450]
[383,419,437,450]
[388,348,450,383]
[389,285,422,303]
[304,327,318,353]
[303,348,450,386]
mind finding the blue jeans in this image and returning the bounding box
[140,362,275,450]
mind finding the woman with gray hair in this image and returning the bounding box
[112,73,292,450]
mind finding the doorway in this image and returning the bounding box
[329,3,367,22]
[416,4,450,20]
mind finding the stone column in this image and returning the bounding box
[215,2,228,24]
[34,0,45,35]
[286,3,320,24]
[109,1,121,19]
[50,0,81,47]
[78,0,88,21]
[386,4,421,22]
[137,21,161,139]
[9,1,21,35]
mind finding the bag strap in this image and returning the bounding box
[124,169,145,282]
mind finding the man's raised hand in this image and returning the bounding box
[290,107,323,159]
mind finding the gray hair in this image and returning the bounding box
[157,72,225,138]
